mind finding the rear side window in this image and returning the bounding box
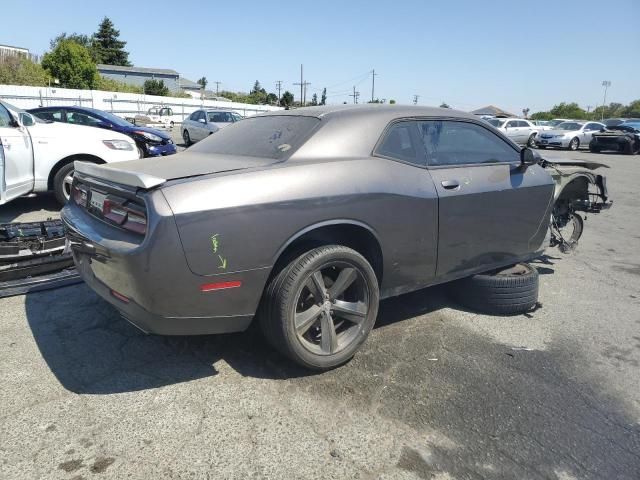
[375,122,424,166]
[34,109,64,122]
[517,120,530,127]
[67,111,101,127]
[417,120,519,166]
[189,115,320,160]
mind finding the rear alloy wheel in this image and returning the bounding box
[527,133,537,148]
[568,137,580,151]
[261,245,379,370]
[182,129,191,146]
[53,163,77,205]
[137,145,145,159]
[450,263,539,315]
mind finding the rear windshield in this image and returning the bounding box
[189,115,320,159]
[487,119,505,127]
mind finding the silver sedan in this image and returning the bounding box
[181,110,243,145]
[535,121,605,150]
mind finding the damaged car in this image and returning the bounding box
[590,121,640,155]
[542,158,611,252]
[62,105,610,369]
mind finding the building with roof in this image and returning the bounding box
[97,64,180,92]
[0,43,39,63]
[471,105,516,118]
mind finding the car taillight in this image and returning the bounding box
[72,183,88,207]
[102,196,147,235]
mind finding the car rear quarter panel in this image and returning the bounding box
[160,157,439,293]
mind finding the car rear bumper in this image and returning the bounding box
[61,199,268,335]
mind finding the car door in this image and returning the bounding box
[503,120,521,143]
[519,120,534,142]
[192,111,207,141]
[416,119,555,278]
[0,103,34,204]
[584,122,603,143]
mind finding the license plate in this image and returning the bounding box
[89,190,107,211]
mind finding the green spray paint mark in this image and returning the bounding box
[218,255,227,270]
[210,234,220,253]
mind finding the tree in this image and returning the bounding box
[143,79,169,96]
[251,80,266,95]
[389,99,396,104]
[197,77,208,89]
[41,40,98,89]
[320,88,327,105]
[440,102,450,108]
[549,102,588,120]
[266,93,278,105]
[311,93,318,106]
[50,32,92,51]
[91,17,131,66]
[281,91,294,107]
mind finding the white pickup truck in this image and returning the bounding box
[0,100,138,205]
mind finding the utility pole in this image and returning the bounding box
[302,81,311,106]
[275,80,283,104]
[371,69,377,103]
[214,81,221,96]
[293,64,305,107]
[413,94,420,105]
[350,86,360,104]
[601,80,611,121]
[586,105,592,114]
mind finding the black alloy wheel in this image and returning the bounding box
[261,245,379,370]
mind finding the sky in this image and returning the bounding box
[4,0,639,114]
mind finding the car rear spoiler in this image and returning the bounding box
[74,161,167,189]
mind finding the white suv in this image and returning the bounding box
[486,118,540,147]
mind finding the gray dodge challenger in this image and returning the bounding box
[62,105,581,369]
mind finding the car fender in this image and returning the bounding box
[271,218,382,266]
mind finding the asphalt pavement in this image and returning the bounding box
[1,149,639,479]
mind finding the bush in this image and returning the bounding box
[95,76,143,93]
[143,79,169,96]
[0,56,49,86]
[41,40,98,89]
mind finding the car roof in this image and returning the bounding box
[260,104,476,122]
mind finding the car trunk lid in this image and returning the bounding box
[74,150,281,189]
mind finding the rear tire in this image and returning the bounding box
[53,163,77,206]
[623,141,634,155]
[260,245,379,370]
[527,133,537,148]
[589,145,600,153]
[450,263,539,315]
[182,129,191,146]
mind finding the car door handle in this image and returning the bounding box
[441,180,460,190]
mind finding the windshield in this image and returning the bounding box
[189,115,320,159]
[556,122,583,131]
[1,100,49,124]
[87,109,133,127]
[487,119,505,127]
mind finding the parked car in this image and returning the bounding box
[29,106,177,159]
[548,119,572,128]
[181,109,243,145]
[61,105,588,370]
[535,121,604,150]
[531,120,553,129]
[602,118,638,127]
[590,121,640,155]
[486,117,540,146]
[134,106,181,129]
[0,100,138,206]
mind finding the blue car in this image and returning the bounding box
[28,106,177,158]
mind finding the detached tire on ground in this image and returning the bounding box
[260,245,379,370]
[450,263,539,315]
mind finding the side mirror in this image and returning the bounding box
[19,113,35,127]
[198,118,206,124]
[521,147,540,167]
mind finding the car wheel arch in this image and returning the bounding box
[47,154,105,190]
[268,220,384,287]
[554,174,592,203]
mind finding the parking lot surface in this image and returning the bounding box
[1,150,639,479]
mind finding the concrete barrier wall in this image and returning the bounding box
[0,84,282,121]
